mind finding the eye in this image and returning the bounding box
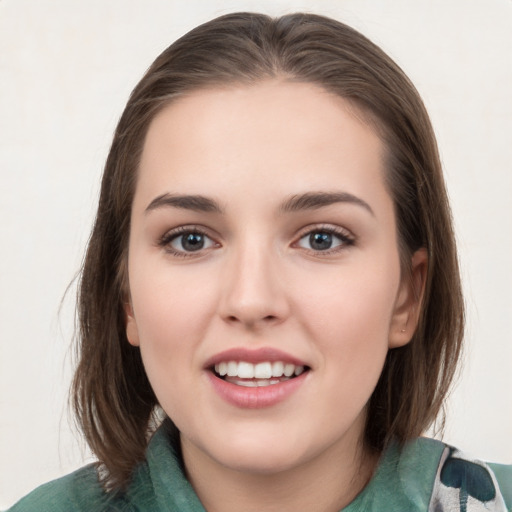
[296,227,354,253]
[159,227,217,256]
[172,232,214,252]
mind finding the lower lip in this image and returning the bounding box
[206,371,308,409]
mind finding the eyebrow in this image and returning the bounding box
[280,191,374,216]
[144,191,374,216]
[145,193,223,214]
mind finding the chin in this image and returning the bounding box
[185,425,311,475]
[216,444,307,476]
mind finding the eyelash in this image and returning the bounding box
[158,225,217,258]
[294,225,355,255]
[158,224,355,258]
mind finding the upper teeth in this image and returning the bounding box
[214,361,305,379]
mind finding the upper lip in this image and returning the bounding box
[204,347,308,369]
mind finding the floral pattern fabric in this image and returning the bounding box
[429,446,509,512]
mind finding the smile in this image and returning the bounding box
[205,348,310,407]
[213,361,306,387]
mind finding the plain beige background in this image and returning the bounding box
[1,0,511,508]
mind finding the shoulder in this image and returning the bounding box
[402,438,512,512]
[6,461,163,512]
[5,423,195,512]
[7,464,105,511]
[7,464,152,512]
[488,462,512,509]
[5,422,200,512]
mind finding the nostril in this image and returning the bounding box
[225,314,278,326]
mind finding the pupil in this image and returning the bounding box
[310,232,332,250]
[182,233,204,251]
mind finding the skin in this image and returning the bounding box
[125,81,426,512]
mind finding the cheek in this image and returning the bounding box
[291,256,400,403]
[129,272,214,418]
[131,257,217,331]
[127,260,220,379]
[295,260,400,343]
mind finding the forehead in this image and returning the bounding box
[144,80,381,152]
[136,81,389,213]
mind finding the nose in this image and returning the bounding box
[218,241,290,329]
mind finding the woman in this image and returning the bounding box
[9,12,511,512]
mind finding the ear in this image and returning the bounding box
[124,302,140,347]
[388,248,428,348]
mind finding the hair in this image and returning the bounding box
[72,12,464,490]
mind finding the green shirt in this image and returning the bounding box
[8,424,512,511]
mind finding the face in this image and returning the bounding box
[125,81,424,477]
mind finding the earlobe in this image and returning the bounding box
[388,248,428,348]
[124,302,140,347]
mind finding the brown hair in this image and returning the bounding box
[72,12,464,490]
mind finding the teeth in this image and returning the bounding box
[214,361,305,380]
[284,363,295,377]
[271,361,284,377]
[234,378,289,387]
[238,362,254,379]
[236,380,258,387]
[254,362,272,379]
[218,362,228,376]
[227,361,238,377]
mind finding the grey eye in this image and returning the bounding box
[171,232,214,252]
[297,231,345,251]
[309,232,333,250]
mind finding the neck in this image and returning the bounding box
[181,433,378,512]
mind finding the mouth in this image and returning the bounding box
[211,361,310,388]
[205,349,310,408]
